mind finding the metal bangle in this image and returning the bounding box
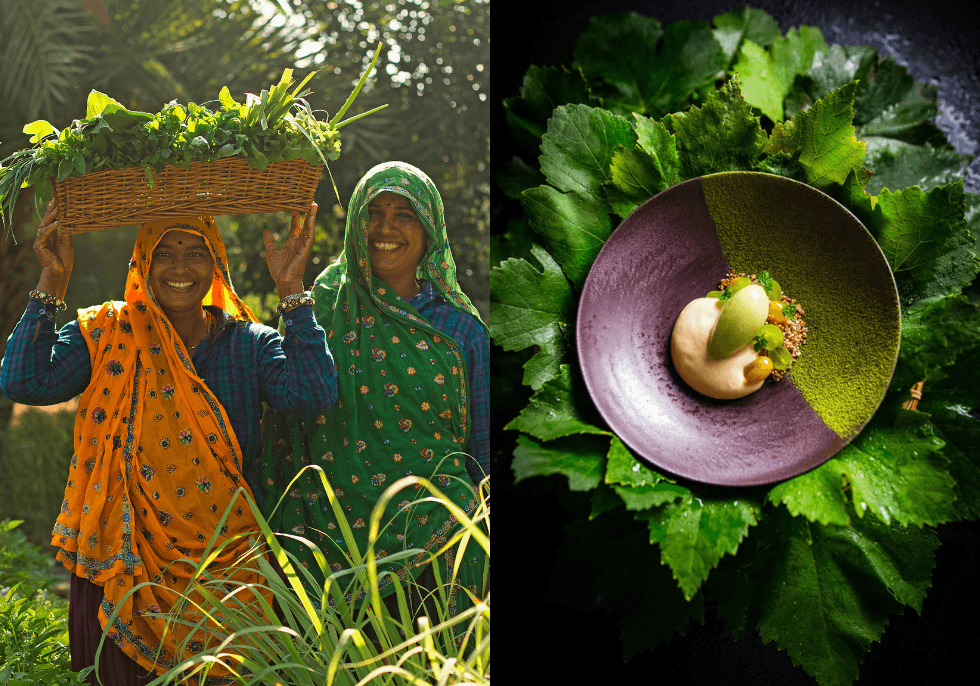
[276,291,314,315]
[29,289,67,311]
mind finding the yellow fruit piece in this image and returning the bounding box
[744,355,774,383]
[768,300,787,323]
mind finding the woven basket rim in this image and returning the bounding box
[52,157,323,233]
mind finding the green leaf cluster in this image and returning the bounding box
[1,520,90,685]
[495,6,980,685]
[0,46,387,233]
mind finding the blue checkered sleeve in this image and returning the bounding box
[411,284,490,481]
[252,304,337,415]
[196,304,336,504]
[0,299,91,405]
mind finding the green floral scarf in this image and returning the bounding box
[259,162,486,619]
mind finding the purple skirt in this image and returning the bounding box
[69,575,157,685]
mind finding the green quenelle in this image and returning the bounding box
[708,284,770,359]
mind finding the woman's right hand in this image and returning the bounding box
[33,198,74,298]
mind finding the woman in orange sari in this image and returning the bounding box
[0,200,336,684]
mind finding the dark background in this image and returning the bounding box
[493,1,980,682]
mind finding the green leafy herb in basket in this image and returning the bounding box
[0,43,386,235]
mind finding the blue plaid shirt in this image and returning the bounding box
[406,281,490,479]
[0,299,337,505]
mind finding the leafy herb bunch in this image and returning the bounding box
[0,44,385,229]
[494,6,980,685]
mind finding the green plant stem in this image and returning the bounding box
[329,42,383,127]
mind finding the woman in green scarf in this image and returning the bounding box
[259,161,488,630]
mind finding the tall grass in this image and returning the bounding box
[91,465,490,686]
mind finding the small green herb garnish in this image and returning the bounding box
[757,270,773,291]
[782,302,798,319]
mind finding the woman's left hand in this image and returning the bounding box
[264,202,318,298]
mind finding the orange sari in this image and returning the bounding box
[52,217,268,678]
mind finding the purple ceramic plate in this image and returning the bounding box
[576,172,901,486]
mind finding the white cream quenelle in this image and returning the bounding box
[670,284,771,400]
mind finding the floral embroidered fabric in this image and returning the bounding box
[52,216,268,678]
[260,162,487,627]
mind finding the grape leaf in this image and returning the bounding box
[511,434,607,492]
[637,493,761,600]
[875,183,967,271]
[521,184,614,290]
[967,192,980,251]
[604,114,681,219]
[863,138,972,195]
[733,26,829,122]
[504,364,611,441]
[833,412,956,527]
[927,404,980,521]
[765,460,852,526]
[916,342,980,520]
[855,57,939,139]
[766,81,869,188]
[667,74,768,179]
[572,12,665,113]
[655,19,728,105]
[711,4,781,66]
[604,144,666,219]
[753,508,938,686]
[790,45,945,148]
[539,104,636,198]
[868,182,977,306]
[769,404,959,528]
[493,156,547,201]
[604,436,689,511]
[891,294,980,390]
[784,43,879,119]
[711,504,938,686]
[572,13,725,117]
[488,243,574,390]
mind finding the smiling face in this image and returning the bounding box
[148,230,215,315]
[366,191,429,286]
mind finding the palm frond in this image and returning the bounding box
[0,0,96,125]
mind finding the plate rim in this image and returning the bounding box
[575,171,902,486]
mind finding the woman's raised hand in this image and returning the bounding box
[264,202,318,299]
[33,198,74,298]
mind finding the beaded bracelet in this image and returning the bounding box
[29,289,67,311]
[276,291,314,315]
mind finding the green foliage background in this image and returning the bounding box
[0,0,488,541]
[0,3,490,680]
[494,7,980,686]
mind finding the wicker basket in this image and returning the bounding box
[52,156,323,234]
